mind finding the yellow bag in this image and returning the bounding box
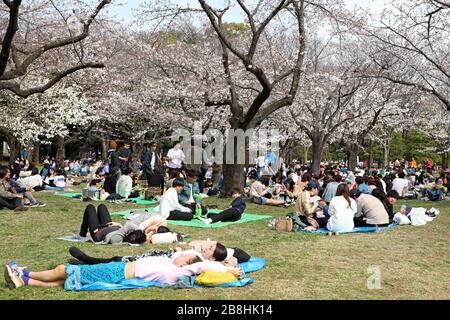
[194,271,238,285]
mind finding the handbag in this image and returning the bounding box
[275,217,293,232]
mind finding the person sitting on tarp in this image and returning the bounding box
[178,170,208,215]
[198,188,245,225]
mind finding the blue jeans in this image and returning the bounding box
[426,189,443,201]
[217,175,224,191]
[45,186,64,191]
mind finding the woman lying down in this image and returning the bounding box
[4,248,243,290]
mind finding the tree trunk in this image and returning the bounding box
[55,136,65,168]
[7,136,18,165]
[348,143,359,172]
[311,137,323,175]
[442,151,449,170]
[367,139,373,169]
[221,163,245,196]
[304,146,308,165]
[133,141,144,162]
[100,139,108,160]
[383,144,390,168]
[31,142,40,164]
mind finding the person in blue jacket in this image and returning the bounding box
[198,188,246,225]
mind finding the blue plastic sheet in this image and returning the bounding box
[66,257,266,291]
[302,224,396,234]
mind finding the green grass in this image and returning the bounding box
[0,187,449,300]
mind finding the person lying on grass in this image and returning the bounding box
[4,251,243,290]
[67,240,251,267]
[79,204,171,245]
[198,188,246,225]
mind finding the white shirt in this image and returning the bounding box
[154,187,191,219]
[379,179,387,193]
[116,175,133,198]
[151,152,156,170]
[326,196,357,232]
[256,156,266,168]
[167,148,185,169]
[18,174,43,188]
[392,178,409,197]
[188,183,194,203]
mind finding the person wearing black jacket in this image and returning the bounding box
[102,168,118,195]
[107,140,120,173]
[117,141,132,171]
[143,142,164,192]
[198,188,246,225]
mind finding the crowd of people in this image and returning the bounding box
[2,140,448,290]
[248,160,448,233]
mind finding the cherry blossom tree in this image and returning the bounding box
[0,0,112,97]
[360,0,450,110]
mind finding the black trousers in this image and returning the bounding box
[198,167,208,193]
[167,209,194,221]
[208,208,242,223]
[147,172,164,192]
[79,204,112,240]
[354,216,389,228]
[0,197,22,209]
[182,203,207,215]
[299,215,328,228]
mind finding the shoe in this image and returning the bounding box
[6,261,27,277]
[67,259,85,265]
[326,232,332,236]
[14,206,29,212]
[27,202,40,208]
[4,264,24,289]
[37,202,46,207]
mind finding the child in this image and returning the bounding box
[393,204,413,225]
[393,204,437,226]
[198,188,245,225]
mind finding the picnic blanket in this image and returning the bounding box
[301,224,397,234]
[110,207,272,228]
[56,234,143,246]
[66,257,266,291]
[55,193,159,205]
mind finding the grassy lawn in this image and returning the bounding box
[0,186,449,300]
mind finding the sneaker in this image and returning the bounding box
[4,264,24,289]
[14,206,29,212]
[37,202,47,207]
[27,202,40,208]
[6,261,27,277]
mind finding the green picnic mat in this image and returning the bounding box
[55,193,158,205]
[55,192,82,198]
[110,207,272,228]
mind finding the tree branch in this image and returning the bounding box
[0,62,104,97]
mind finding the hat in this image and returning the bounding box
[306,180,320,190]
[349,189,362,198]
[401,204,412,215]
